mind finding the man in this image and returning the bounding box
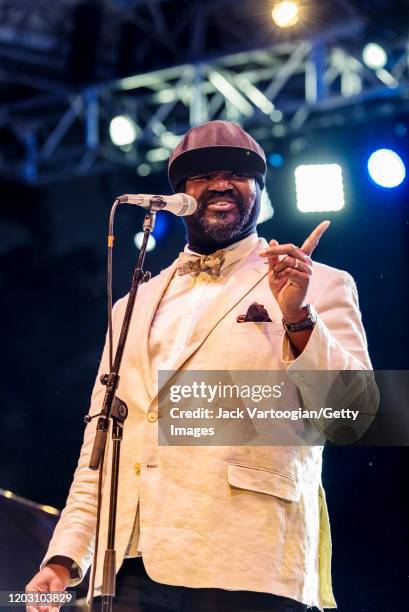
[26,121,372,611]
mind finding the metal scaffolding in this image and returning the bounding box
[0,0,408,183]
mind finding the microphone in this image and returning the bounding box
[118,193,197,216]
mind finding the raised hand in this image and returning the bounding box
[259,221,330,321]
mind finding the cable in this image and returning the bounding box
[107,199,120,371]
[88,198,120,610]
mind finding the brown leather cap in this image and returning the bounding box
[168,120,266,191]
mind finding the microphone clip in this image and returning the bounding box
[84,396,128,424]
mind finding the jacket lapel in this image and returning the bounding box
[152,251,269,404]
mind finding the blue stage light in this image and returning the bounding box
[367,149,406,188]
[267,153,284,168]
[152,211,169,239]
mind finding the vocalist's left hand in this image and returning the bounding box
[258,221,330,321]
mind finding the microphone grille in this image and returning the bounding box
[177,193,197,216]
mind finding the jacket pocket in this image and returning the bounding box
[227,463,300,502]
[231,321,283,335]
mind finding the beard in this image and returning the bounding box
[194,191,254,242]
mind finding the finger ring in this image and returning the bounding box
[294,258,299,270]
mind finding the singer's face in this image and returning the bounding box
[185,170,257,241]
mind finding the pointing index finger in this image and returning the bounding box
[301,220,331,256]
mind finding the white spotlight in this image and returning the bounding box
[146,148,170,162]
[368,149,406,188]
[272,2,300,28]
[137,163,151,177]
[362,43,387,70]
[295,164,345,213]
[134,232,156,252]
[109,115,138,146]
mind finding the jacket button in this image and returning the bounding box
[134,462,141,474]
[147,412,158,423]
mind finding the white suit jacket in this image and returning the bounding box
[42,240,372,610]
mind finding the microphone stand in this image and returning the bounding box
[88,207,156,612]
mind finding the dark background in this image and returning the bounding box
[1,1,408,610]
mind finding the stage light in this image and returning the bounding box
[295,164,345,212]
[362,43,387,70]
[137,163,151,176]
[161,131,181,148]
[257,190,275,224]
[134,232,156,251]
[272,124,286,137]
[147,147,170,162]
[367,149,406,188]
[267,153,284,168]
[152,212,169,240]
[271,109,283,122]
[109,115,138,146]
[272,2,300,28]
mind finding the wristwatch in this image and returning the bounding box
[282,304,317,333]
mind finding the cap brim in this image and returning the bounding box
[168,145,266,191]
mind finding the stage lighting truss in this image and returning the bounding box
[0,1,409,184]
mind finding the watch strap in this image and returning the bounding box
[282,304,317,332]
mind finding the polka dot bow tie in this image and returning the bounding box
[177,249,226,278]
